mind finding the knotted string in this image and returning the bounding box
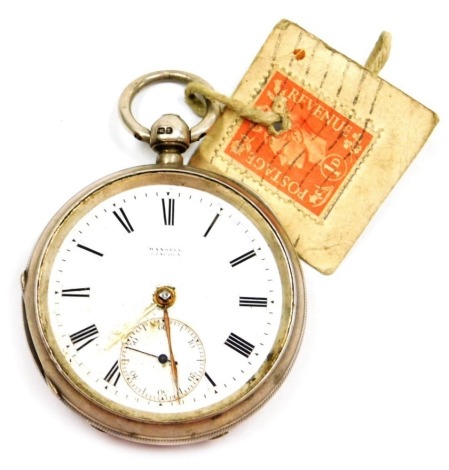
[185,31,391,134]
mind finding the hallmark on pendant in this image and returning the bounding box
[157,126,173,134]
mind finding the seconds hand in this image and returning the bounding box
[124,347,175,364]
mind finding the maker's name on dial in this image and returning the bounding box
[148,247,183,257]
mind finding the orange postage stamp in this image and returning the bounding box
[225,71,375,218]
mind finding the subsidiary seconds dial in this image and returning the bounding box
[120,317,205,402]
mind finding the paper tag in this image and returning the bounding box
[191,20,438,274]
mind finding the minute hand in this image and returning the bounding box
[163,307,180,402]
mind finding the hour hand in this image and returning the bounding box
[104,302,158,350]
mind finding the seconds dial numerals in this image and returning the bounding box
[47,184,283,414]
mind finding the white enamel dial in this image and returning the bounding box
[45,180,284,414]
[25,166,305,443]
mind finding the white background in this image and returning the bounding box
[1,1,447,468]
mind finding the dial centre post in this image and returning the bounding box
[154,286,176,308]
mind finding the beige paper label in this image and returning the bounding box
[191,20,438,274]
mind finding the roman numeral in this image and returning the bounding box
[205,372,216,387]
[69,324,99,351]
[104,360,121,386]
[203,214,220,237]
[162,198,175,225]
[77,244,103,257]
[229,250,256,267]
[113,208,134,233]
[239,296,268,307]
[61,287,90,297]
[224,332,255,358]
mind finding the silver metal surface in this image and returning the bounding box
[150,114,190,165]
[119,70,220,145]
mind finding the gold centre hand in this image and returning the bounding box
[163,307,180,402]
[154,286,180,402]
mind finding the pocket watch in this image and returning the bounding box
[22,71,306,445]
